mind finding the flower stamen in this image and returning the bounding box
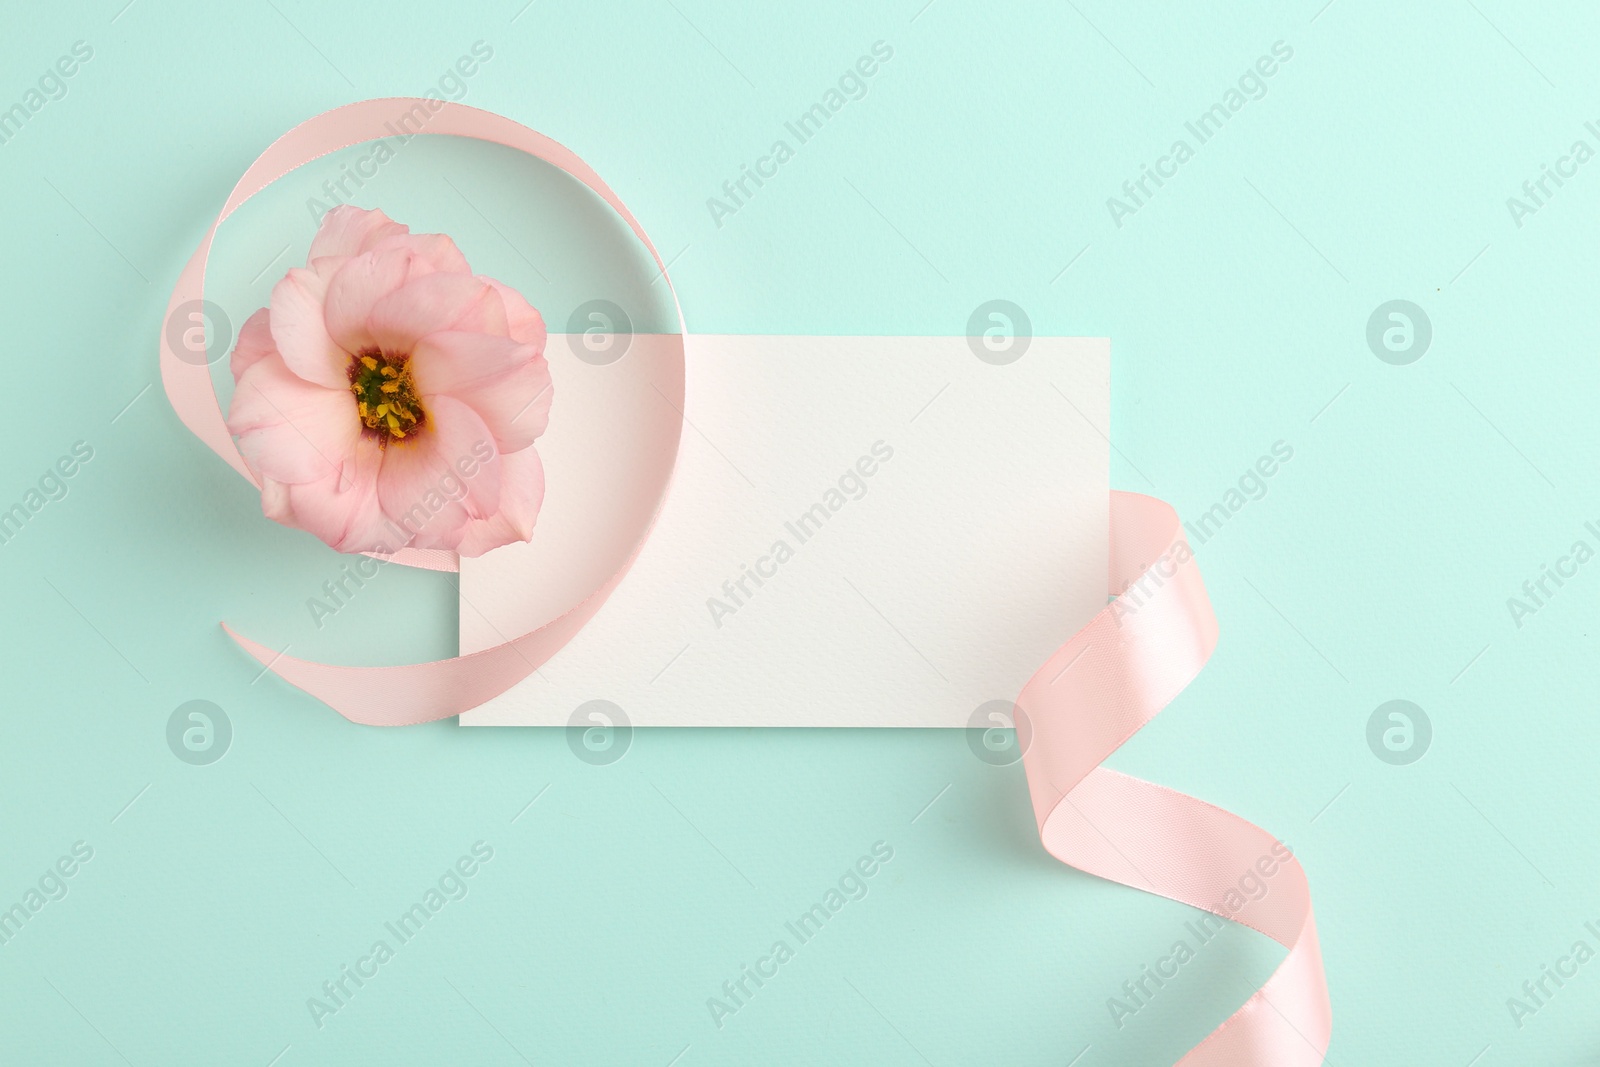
[349,348,425,444]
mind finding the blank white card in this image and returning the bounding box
[459,334,1108,727]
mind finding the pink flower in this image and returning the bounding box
[226,206,552,557]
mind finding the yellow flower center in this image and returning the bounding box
[348,349,425,443]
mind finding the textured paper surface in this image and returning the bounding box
[458,334,1108,726]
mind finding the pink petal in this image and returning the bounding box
[408,331,552,452]
[376,396,502,549]
[260,476,294,526]
[453,446,545,557]
[324,248,432,355]
[228,354,361,485]
[368,232,471,275]
[309,206,409,260]
[269,267,349,388]
[229,308,277,380]
[260,435,391,552]
[367,273,508,354]
[306,256,350,287]
[485,279,548,347]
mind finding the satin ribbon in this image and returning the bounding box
[159,99,1330,1063]
[1021,491,1331,1063]
[158,99,687,722]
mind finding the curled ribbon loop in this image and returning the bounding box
[161,103,1331,1063]
[1021,491,1331,1063]
[158,100,687,723]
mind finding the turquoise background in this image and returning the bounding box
[1,0,1595,1063]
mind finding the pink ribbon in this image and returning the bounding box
[1021,491,1331,1062]
[158,99,687,723]
[160,100,1330,1063]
